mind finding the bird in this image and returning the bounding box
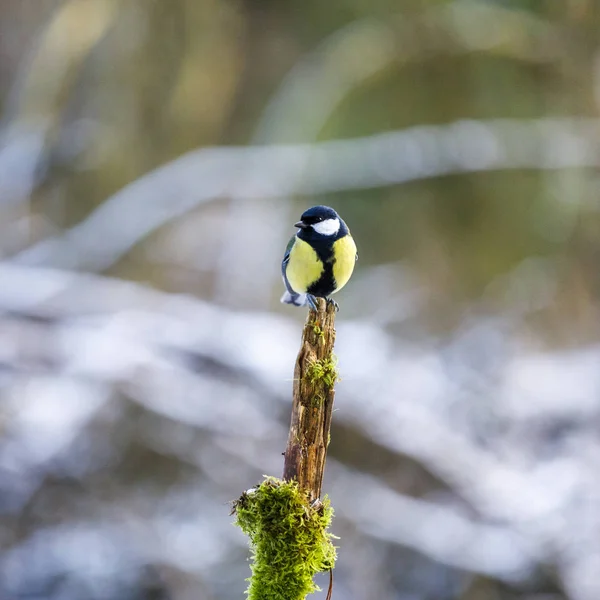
[280,205,357,311]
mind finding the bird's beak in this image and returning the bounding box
[294,221,308,229]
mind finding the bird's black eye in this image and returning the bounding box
[303,216,319,225]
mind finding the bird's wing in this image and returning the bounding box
[281,235,297,294]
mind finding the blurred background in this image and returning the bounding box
[1,1,600,599]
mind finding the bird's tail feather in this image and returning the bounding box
[280,291,307,307]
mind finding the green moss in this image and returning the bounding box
[234,477,337,600]
[305,355,339,389]
[309,322,325,344]
[310,393,325,407]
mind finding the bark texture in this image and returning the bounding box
[283,298,337,502]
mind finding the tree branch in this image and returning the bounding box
[283,298,338,502]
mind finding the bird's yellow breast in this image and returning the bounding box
[332,234,357,293]
[286,237,324,293]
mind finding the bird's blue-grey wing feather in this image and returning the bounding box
[281,235,297,294]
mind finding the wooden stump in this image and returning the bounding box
[283,298,338,503]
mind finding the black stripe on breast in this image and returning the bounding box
[306,239,336,297]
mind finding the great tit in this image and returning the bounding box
[280,205,358,311]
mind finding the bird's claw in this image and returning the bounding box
[326,297,339,312]
[307,295,339,312]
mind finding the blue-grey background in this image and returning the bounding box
[1,1,600,599]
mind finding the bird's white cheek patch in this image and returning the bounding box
[312,218,340,236]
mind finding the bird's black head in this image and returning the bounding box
[294,205,346,239]
[298,205,339,225]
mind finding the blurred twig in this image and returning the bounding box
[9,117,600,271]
[0,0,118,207]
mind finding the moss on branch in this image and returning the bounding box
[233,477,337,600]
[304,355,339,389]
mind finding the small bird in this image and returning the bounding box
[281,205,357,311]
